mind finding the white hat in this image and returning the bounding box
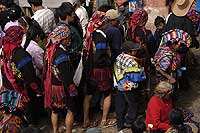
[106,9,120,20]
[171,0,194,16]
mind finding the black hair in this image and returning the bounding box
[18,16,32,28]
[169,109,184,127]
[56,2,75,21]
[24,19,45,49]
[27,0,42,6]
[131,115,146,133]
[168,109,193,133]
[154,16,165,27]
[98,4,113,12]
[0,0,14,7]
[8,4,22,22]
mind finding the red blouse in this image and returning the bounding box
[146,95,173,131]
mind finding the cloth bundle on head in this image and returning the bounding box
[160,29,192,47]
[106,9,120,20]
[128,8,148,41]
[47,25,71,47]
[85,10,108,51]
[171,0,194,16]
[0,26,24,59]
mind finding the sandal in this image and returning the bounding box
[82,122,90,130]
[100,119,116,129]
[82,120,99,130]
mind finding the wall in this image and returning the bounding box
[143,0,169,32]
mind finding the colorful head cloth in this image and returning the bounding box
[47,25,71,47]
[128,8,148,40]
[85,10,108,51]
[0,26,24,59]
[161,29,192,47]
[0,26,24,47]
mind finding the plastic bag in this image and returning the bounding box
[73,57,83,86]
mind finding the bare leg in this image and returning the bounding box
[65,110,74,133]
[101,93,111,123]
[51,111,58,133]
[83,95,92,126]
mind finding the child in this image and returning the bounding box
[166,109,194,133]
[154,16,165,51]
[114,41,146,131]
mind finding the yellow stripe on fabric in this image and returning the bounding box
[114,64,141,81]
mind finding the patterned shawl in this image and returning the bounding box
[128,8,148,41]
[160,29,192,47]
[85,10,108,51]
[46,25,71,47]
[0,26,24,60]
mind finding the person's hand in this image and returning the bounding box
[68,84,78,97]
[156,66,161,71]
[168,76,176,84]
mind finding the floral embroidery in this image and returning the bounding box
[51,64,60,80]
[11,62,22,80]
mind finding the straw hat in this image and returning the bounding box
[171,0,194,16]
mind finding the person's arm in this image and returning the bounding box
[53,49,77,96]
[14,48,41,94]
[156,56,176,83]
[156,65,176,83]
[32,46,44,70]
[150,98,172,130]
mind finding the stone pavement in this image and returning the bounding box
[178,48,200,122]
[38,37,200,132]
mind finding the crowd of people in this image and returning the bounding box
[0,0,199,133]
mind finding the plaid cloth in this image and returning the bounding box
[114,53,145,91]
[115,53,139,75]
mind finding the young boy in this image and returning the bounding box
[154,16,165,50]
[114,41,146,131]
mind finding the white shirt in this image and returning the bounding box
[4,20,19,31]
[32,8,55,34]
[75,6,89,36]
[22,40,44,77]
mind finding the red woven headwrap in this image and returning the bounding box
[0,26,24,59]
[85,11,108,51]
[128,9,148,41]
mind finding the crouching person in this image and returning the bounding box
[43,25,78,133]
[114,41,146,131]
